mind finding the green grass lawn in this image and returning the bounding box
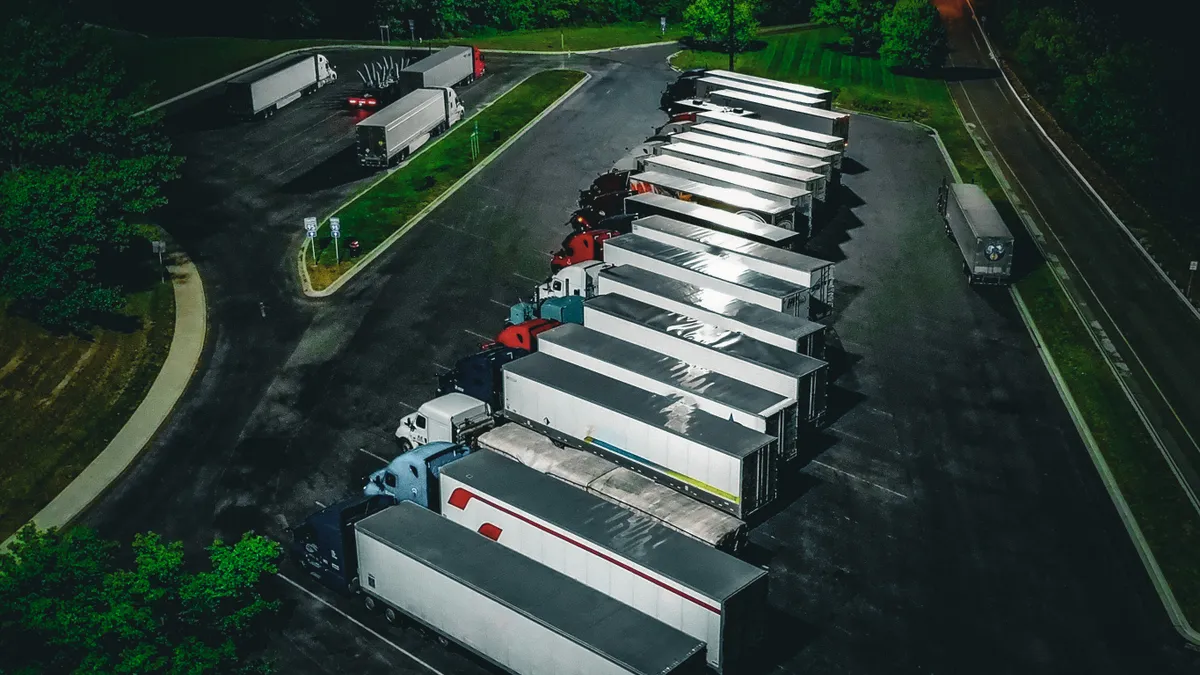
[306,69,585,291]
[675,27,1200,627]
[0,285,175,540]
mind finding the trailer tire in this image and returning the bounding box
[384,607,399,625]
[397,438,412,454]
[364,595,377,612]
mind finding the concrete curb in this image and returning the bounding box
[300,71,592,297]
[961,0,1200,319]
[485,40,679,55]
[3,252,208,547]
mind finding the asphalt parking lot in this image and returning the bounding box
[83,45,1199,674]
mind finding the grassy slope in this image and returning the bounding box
[0,285,175,540]
[307,69,585,291]
[674,28,1200,626]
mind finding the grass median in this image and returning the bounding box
[305,69,585,291]
[676,26,1200,626]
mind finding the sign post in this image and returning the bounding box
[330,217,341,265]
[469,121,480,161]
[151,240,166,284]
[661,16,667,36]
[1188,260,1198,299]
[304,217,318,265]
[408,18,415,43]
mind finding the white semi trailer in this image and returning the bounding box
[439,451,769,673]
[356,87,463,168]
[693,75,830,109]
[624,192,803,250]
[656,141,828,201]
[709,89,851,144]
[697,111,846,156]
[225,53,336,120]
[355,502,708,675]
[628,171,797,232]
[669,131,833,184]
[704,69,832,104]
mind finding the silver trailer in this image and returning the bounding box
[225,54,336,119]
[604,234,809,318]
[657,141,828,202]
[628,171,796,231]
[939,182,1014,284]
[478,424,748,552]
[630,215,836,318]
[397,46,477,91]
[584,294,829,438]
[356,87,464,168]
[669,98,749,116]
[598,265,827,357]
[709,90,851,144]
[440,451,768,673]
[624,192,802,250]
[670,131,832,183]
[704,69,832,104]
[693,76,829,109]
[539,323,798,458]
[502,352,778,519]
[355,502,707,675]
[697,111,845,154]
[689,123,843,171]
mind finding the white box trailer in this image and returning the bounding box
[478,424,749,552]
[638,155,813,237]
[355,502,707,675]
[502,353,778,519]
[584,294,829,437]
[709,90,851,144]
[440,451,768,673]
[624,192,802,250]
[630,215,836,318]
[671,131,832,183]
[628,171,797,232]
[539,323,798,457]
[598,265,828,358]
[689,123,843,172]
[356,87,463,168]
[603,234,809,318]
[693,76,829,110]
[940,182,1015,284]
[225,54,336,119]
[697,111,845,156]
[657,141,828,202]
[397,46,476,90]
[704,69,832,104]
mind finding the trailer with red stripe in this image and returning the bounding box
[439,450,768,673]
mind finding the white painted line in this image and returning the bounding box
[512,272,540,283]
[810,460,908,499]
[439,224,488,242]
[394,399,418,412]
[314,500,327,509]
[358,447,390,464]
[489,299,510,308]
[276,573,448,675]
[432,361,450,371]
[463,328,492,341]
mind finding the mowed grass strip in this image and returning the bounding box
[306,69,585,291]
[677,26,1200,625]
[0,285,175,540]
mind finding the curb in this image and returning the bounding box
[3,251,208,548]
[485,39,679,55]
[300,71,593,297]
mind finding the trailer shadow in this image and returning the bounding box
[166,96,243,134]
[281,145,376,194]
[808,204,865,264]
[991,197,1040,285]
[839,157,868,175]
[748,608,821,675]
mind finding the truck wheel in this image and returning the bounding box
[364,595,376,612]
[397,438,412,454]
[384,607,399,625]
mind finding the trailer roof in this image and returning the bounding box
[713,89,848,121]
[673,132,830,171]
[227,55,313,85]
[599,265,826,342]
[539,323,788,416]
[606,234,807,299]
[504,353,775,458]
[643,155,810,202]
[403,45,472,74]
[586,293,828,380]
[689,123,841,161]
[705,70,831,98]
[662,142,823,183]
[629,171,792,216]
[356,88,442,128]
[625,192,798,244]
[951,183,1013,239]
[633,215,833,274]
[444,451,766,601]
[697,76,826,106]
[696,112,843,146]
[357,502,705,673]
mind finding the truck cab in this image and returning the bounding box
[436,345,525,410]
[395,392,492,452]
[539,260,608,299]
[439,86,465,127]
[291,494,392,594]
[550,229,619,271]
[364,441,473,508]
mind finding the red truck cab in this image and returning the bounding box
[551,230,619,272]
[473,46,486,81]
[484,318,560,352]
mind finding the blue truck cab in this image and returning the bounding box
[364,441,474,509]
[291,494,393,593]
[437,345,524,410]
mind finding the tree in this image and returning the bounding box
[682,0,760,53]
[810,0,894,54]
[879,0,947,70]
[0,525,282,674]
[0,0,182,329]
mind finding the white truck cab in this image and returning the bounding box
[441,86,465,126]
[538,261,609,300]
[316,54,338,85]
[395,393,492,452]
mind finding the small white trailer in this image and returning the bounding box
[657,141,828,201]
[628,171,797,232]
[355,502,708,675]
[709,89,851,144]
[697,111,845,155]
[704,69,832,104]
[502,352,778,518]
[603,234,810,318]
[439,451,769,673]
[670,130,833,183]
[598,265,828,358]
[693,75,829,109]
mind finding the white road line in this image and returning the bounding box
[394,399,418,412]
[810,460,909,500]
[314,500,327,509]
[439,224,488,242]
[432,361,450,371]
[276,573,448,675]
[489,298,510,308]
[358,447,390,464]
[463,328,492,341]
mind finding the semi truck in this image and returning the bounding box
[656,141,828,202]
[603,234,810,318]
[394,392,493,452]
[479,424,748,551]
[630,215,836,318]
[668,131,833,185]
[628,171,797,232]
[688,122,843,171]
[598,265,828,358]
[708,90,851,144]
[436,345,526,410]
[225,53,336,120]
[397,46,486,91]
[692,76,830,110]
[624,192,803,250]
[440,451,768,673]
[938,181,1014,285]
[583,294,829,436]
[502,352,779,519]
[350,502,709,675]
[356,87,463,168]
[697,111,846,156]
[550,228,619,271]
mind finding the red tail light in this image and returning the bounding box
[367,99,377,106]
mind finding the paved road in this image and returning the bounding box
[940,0,1200,507]
[81,44,1199,674]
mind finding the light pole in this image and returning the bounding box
[727,0,735,71]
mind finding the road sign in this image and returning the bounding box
[1191,261,1198,271]
[330,217,341,239]
[304,217,317,236]
[660,16,667,35]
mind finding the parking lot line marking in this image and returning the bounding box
[489,298,510,308]
[463,328,491,341]
[276,573,448,675]
[359,447,390,464]
[432,361,450,371]
[512,272,540,283]
[314,500,327,509]
[394,399,418,411]
[811,460,909,500]
[439,223,488,242]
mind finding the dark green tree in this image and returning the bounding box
[0,525,282,675]
[879,0,947,70]
[0,0,182,329]
[682,0,760,53]
[810,0,894,54]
